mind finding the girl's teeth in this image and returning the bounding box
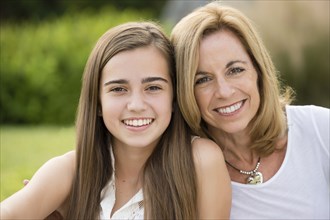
[124,119,153,127]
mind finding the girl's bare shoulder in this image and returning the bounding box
[191,137,225,166]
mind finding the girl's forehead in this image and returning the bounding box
[101,46,171,82]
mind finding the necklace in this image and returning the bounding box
[225,157,263,184]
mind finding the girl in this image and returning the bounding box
[1,21,231,219]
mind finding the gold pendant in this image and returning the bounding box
[246,172,263,184]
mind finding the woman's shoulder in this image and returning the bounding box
[286,105,329,131]
[286,105,329,118]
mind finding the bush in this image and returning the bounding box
[0,7,153,124]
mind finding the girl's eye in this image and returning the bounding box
[228,67,244,75]
[110,87,127,93]
[146,86,162,91]
[195,76,211,85]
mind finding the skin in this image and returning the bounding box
[1,45,231,219]
[195,29,285,183]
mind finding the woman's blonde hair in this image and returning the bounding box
[171,1,293,156]
[66,22,197,219]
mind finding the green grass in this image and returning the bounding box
[0,126,75,201]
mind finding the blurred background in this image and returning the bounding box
[1,0,329,200]
[1,0,329,125]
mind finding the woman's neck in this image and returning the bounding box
[211,129,256,164]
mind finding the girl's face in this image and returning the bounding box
[194,30,260,137]
[100,46,173,150]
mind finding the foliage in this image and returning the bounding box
[0,7,153,124]
[0,126,75,201]
[0,0,167,22]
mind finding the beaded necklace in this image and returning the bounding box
[225,157,263,184]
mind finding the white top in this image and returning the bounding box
[230,105,330,219]
[99,136,200,219]
[99,150,144,219]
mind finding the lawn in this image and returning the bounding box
[0,126,75,201]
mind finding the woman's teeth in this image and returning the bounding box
[217,101,243,114]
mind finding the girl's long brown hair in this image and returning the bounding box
[65,22,197,219]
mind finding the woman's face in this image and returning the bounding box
[194,30,260,137]
[99,46,173,150]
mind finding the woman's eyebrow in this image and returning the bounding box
[195,71,209,76]
[226,60,247,68]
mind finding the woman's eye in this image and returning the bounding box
[195,76,211,85]
[229,67,244,75]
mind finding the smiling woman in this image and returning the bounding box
[171,1,329,219]
[194,30,260,135]
[0,21,231,219]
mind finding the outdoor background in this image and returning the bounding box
[1,0,329,200]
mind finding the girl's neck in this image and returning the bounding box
[112,144,153,183]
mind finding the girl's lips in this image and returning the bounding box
[214,100,246,115]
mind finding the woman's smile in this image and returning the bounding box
[214,100,246,116]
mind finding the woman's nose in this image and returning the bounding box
[215,79,235,98]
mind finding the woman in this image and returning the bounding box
[1,21,231,219]
[171,2,329,219]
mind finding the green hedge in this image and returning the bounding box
[0,7,153,124]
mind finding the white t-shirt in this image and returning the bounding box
[230,105,330,219]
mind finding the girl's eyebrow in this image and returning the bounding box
[104,79,128,86]
[141,76,168,84]
[104,77,168,86]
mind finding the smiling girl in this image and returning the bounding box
[1,21,231,219]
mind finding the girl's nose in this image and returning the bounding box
[127,92,147,112]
